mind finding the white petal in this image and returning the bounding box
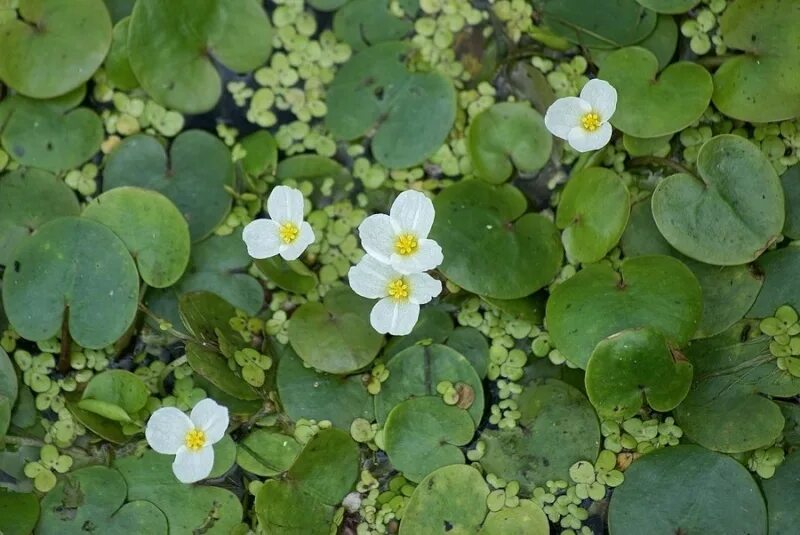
[390,239,443,274]
[407,272,442,305]
[389,190,435,238]
[579,79,617,121]
[567,123,612,153]
[358,214,395,263]
[370,298,420,336]
[267,185,304,224]
[242,219,281,259]
[145,407,193,455]
[190,398,229,444]
[544,97,591,140]
[172,445,214,484]
[279,221,315,261]
[348,254,397,299]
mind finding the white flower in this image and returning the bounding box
[242,185,315,261]
[145,398,229,484]
[358,190,443,275]
[544,79,617,153]
[348,254,442,336]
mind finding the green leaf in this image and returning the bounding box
[255,257,317,295]
[333,0,412,51]
[0,489,39,535]
[479,500,549,535]
[761,450,800,535]
[255,480,334,535]
[2,217,139,349]
[237,429,302,477]
[288,286,383,374]
[634,0,700,14]
[81,370,149,415]
[76,399,132,423]
[384,397,475,482]
[556,167,630,264]
[128,0,272,114]
[66,398,127,444]
[83,187,191,288]
[383,306,454,359]
[186,342,259,401]
[178,291,241,355]
[208,434,236,478]
[748,244,800,318]
[467,102,552,184]
[104,17,137,90]
[781,165,800,240]
[652,135,784,265]
[600,47,712,138]
[608,445,766,535]
[0,0,112,98]
[432,180,563,299]
[546,255,702,368]
[585,328,693,419]
[240,131,278,178]
[288,428,360,505]
[103,131,234,241]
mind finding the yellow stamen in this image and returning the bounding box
[184,429,206,451]
[581,112,602,132]
[394,233,418,256]
[279,222,299,244]
[387,278,410,301]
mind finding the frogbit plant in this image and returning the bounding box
[145,398,229,484]
[242,185,316,260]
[545,79,618,152]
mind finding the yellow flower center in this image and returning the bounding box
[387,278,410,301]
[581,112,602,132]
[279,222,299,244]
[394,233,418,256]
[184,428,206,451]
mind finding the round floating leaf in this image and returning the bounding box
[240,131,278,178]
[333,0,412,50]
[0,0,112,98]
[608,445,767,535]
[128,0,272,114]
[104,17,137,90]
[255,257,317,295]
[762,450,800,535]
[586,328,693,419]
[479,380,600,492]
[309,0,350,10]
[38,465,168,535]
[0,168,80,266]
[83,187,191,288]
[479,500,549,535]
[620,198,674,257]
[255,480,334,535]
[556,167,630,264]
[781,165,800,240]
[400,465,489,535]
[384,397,475,482]
[0,489,39,535]
[375,344,485,425]
[66,397,127,444]
[288,286,383,374]
[713,0,800,122]
[0,96,103,172]
[600,47,712,138]
[432,180,563,299]
[537,0,658,49]
[326,41,456,169]
[80,370,149,420]
[748,245,800,318]
[288,428,360,505]
[383,306,454,359]
[0,347,16,439]
[237,429,302,477]
[446,326,490,379]
[467,102,552,184]
[590,14,679,71]
[634,0,699,13]
[652,135,784,265]
[674,322,800,452]
[778,401,800,448]
[103,131,234,241]
[546,255,702,368]
[2,217,139,349]
[208,434,236,478]
[277,346,374,429]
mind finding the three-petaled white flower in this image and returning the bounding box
[349,254,442,336]
[544,79,618,153]
[145,398,229,484]
[357,190,443,274]
[242,185,315,261]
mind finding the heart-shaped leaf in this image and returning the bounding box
[236,429,302,477]
[467,102,552,184]
[652,135,784,265]
[608,445,767,535]
[479,501,549,535]
[546,255,702,368]
[585,328,693,419]
[0,0,112,98]
[761,450,800,534]
[288,286,383,374]
[83,187,191,288]
[2,217,139,349]
[400,465,489,535]
[748,244,800,318]
[591,14,678,72]
[432,179,563,299]
[128,0,272,113]
[556,167,630,264]
[0,168,79,266]
[104,17,138,90]
[384,396,475,483]
[634,0,700,13]
[287,428,360,505]
[103,130,234,241]
[333,0,412,50]
[80,370,149,416]
[326,41,456,169]
[0,489,39,535]
[600,46,712,138]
